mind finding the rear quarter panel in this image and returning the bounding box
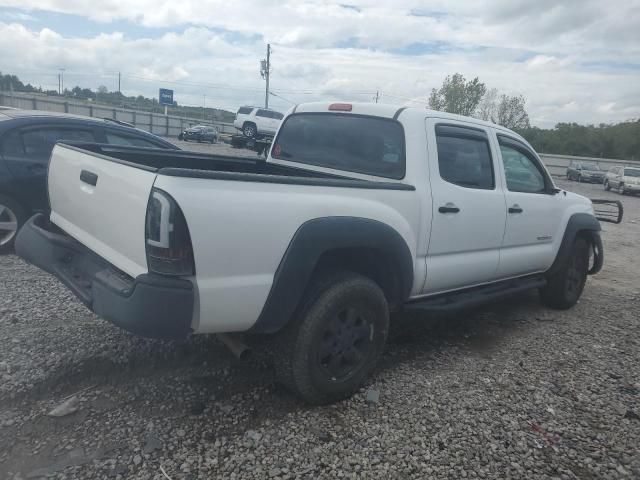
[153,174,422,333]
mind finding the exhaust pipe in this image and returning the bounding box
[217,333,251,361]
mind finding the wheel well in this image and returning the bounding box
[243,121,256,129]
[312,247,404,309]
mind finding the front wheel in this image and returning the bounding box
[540,237,589,309]
[274,272,389,404]
[619,184,626,195]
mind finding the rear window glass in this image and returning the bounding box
[272,113,406,179]
[237,107,253,115]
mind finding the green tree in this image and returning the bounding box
[428,73,487,116]
[495,94,530,129]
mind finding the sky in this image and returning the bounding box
[0,0,639,127]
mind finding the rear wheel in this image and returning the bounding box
[604,180,611,191]
[274,272,389,404]
[540,237,589,309]
[0,195,26,254]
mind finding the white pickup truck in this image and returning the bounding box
[16,102,613,404]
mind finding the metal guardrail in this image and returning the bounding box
[0,92,236,138]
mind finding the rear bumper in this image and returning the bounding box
[15,214,194,339]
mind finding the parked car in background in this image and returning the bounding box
[178,125,218,143]
[233,106,284,138]
[604,165,640,195]
[566,160,604,183]
[0,109,178,252]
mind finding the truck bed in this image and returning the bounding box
[63,142,333,179]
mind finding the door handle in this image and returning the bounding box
[80,170,98,186]
[438,204,460,214]
[508,205,523,214]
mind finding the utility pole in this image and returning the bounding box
[375,90,379,103]
[59,68,65,95]
[261,44,271,109]
[203,94,206,121]
[118,72,121,94]
[58,74,61,95]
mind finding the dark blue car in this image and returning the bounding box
[0,110,178,252]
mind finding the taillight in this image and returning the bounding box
[329,103,352,112]
[145,188,195,276]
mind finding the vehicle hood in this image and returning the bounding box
[564,190,593,210]
[582,170,603,175]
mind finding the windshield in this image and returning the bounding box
[272,113,406,179]
[624,168,640,177]
[582,163,600,170]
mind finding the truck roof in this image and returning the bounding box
[292,102,525,140]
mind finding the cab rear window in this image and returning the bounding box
[271,113,406,179]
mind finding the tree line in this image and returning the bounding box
[428,73,639,160]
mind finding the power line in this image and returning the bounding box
[269,91,296,104]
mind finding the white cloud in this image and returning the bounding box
[0,1,638,126]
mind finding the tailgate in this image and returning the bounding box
[48,144,156,277]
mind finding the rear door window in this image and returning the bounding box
[237,107,253,115]
[105,131,161,148]
[435,125,494,190]
[256,109,271,118]
[1,130,25,157]
[22,128,95,161]
[272,113,405,179]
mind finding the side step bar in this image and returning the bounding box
[404,275,547,313]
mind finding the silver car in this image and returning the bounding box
[604,166,640,195]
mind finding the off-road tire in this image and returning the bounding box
[0,195,27,254]
[540,237,590,309]
[274,271,389,404]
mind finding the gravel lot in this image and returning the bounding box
[1,178,639,479]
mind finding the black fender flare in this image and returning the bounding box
[547,213,602,277]
[249,217,414,334]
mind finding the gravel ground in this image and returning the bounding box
[1,179,639,479]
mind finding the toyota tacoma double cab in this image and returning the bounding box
[16,102,616,404]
